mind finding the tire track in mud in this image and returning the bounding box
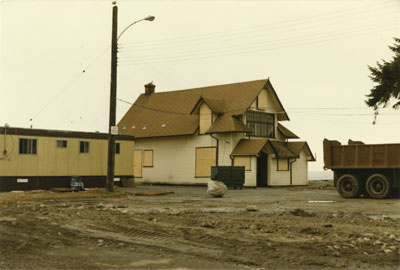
[62,219,261,266]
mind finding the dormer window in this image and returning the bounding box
[246,111,274,138]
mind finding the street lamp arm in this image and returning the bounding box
[117,15,155,41]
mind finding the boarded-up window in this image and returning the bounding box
[277,158,289,171]
[233,156,251,171]
[195,147,216,177]
[133,150,142,178]
[143,150,153,167]
[199,103,212,134]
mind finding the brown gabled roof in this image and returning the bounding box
[206,114,251,134]
[231,139,268,156]
[277,123,299,139]
[202,97,226,114]
[118,79,290,138]
[287,141,316,161]
[268,141,297,158]
[118,105,198,138]
[134,79,268,115]
[231,139,314,161]
[269,141,315,161]
[265,80,289,121]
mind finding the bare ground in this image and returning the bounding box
[0,181,399,270]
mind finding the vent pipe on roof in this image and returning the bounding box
[144,82,155,95]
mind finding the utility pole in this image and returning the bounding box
[106,3,118,192]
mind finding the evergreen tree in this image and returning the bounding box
[366,37,400,109]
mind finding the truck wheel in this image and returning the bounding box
[336,174,361,198]
[366,174,391,199]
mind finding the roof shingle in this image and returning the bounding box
[118,79,289,138]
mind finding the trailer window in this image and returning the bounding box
[79,141,90,153]
[56,140,67,148]
[116,142,120,154]
[19,138,37,155]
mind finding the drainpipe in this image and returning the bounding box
[289,158,297,186]
[210,134,219,166]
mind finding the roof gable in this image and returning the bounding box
[231,139,315,161]
[134,79,268,115]
[118,79,290,138]
[277,123,299,139]
[206,114,251,134]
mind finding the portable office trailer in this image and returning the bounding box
[0,127,135,191]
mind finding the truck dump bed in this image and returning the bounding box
[323,139,400,169]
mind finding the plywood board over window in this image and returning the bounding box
[195,147,216,177]
[277,158,289,171]
[143,150,153,167]
[133,150,143,178]
[233,156,251,171]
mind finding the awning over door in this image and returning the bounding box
[231,139,315,161]
[231,138,271,156]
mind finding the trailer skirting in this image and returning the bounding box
[0,176,133,192]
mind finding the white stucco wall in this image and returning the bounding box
[244,156,257,186]
[269,157,291,186]
[291,151,308,185]
[134,134,214,185]
[268,149,309,186]
[133,132,260,186]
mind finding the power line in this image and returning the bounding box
[120,8,399,51]
[119,58,186,89]
[120,0,398,48]
[118,20,399,63]
[116,98,400,117]
[25,45,110,127]
[118,23,400,65]
[117,98,133,105]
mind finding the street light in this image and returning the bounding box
[106,3,155,192]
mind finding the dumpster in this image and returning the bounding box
[71,177,84,191]
[211,166,245,189]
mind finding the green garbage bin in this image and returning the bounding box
[211,166,245,189]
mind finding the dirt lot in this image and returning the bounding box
[0,181,399,270]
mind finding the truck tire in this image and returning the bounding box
[366,174,391,199]
[336,174,362,198]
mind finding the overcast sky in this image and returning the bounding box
[1,0,399,171]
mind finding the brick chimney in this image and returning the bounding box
[144,82,155,95]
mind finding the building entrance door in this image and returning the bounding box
[256,152,268,187]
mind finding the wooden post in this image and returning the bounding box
[106,4,118,192]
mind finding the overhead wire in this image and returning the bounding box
[118,23,400,65]
[118,1,400,65]
[118,57,186,89]
[24,45,111,127]
[120,0,398,48]
[116,97,399,117]
[120,11,399,52]
[118,21,399,61]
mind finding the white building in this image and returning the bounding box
[118,79,315,187]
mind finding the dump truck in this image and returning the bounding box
[323,139,400,199]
